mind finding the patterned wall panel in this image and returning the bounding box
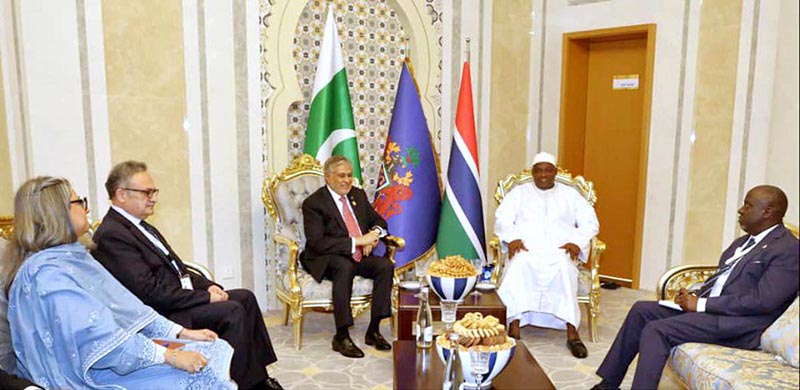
[287,0,407,198]
[424,0,444,146]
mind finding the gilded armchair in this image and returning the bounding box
[263,154,405,350]
[488,168,606,342]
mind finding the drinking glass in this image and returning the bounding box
[469,350,491,388]
[414,257,429,287]
[440,300,459,329]
[469,258,484,297]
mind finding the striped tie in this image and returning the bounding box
[340,195,362,262]
[698,237,756,297]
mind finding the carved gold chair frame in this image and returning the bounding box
[657,223,799,300]
[263,154,405,350]
[0,216,12,240]
[488,168,606,342]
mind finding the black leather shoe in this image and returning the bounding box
[263,377,284,390]
[567,338,588,358]
[365,331,392,350]
[589,381,620,390]
[332,335,365,358]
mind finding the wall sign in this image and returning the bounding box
[613,74,640,90]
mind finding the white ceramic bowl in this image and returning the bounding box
[426,274,478,301]
[435,337,516,388]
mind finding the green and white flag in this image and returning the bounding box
[303,4,362,182]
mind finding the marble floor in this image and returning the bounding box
[263,286,652,390]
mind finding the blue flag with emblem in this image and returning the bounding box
[373,61,441,269]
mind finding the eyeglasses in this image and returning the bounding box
[122,187,160,198]
[70,197,88,211]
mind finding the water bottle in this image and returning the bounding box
[442,332,464,390]
[480,263,495,284]
[416,286,434,348]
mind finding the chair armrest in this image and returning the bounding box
[382,235,405,264]
[656,264,717,301]
[274,234,302,296]
[488,236,504,284]
[587,238,605,293]
[184,261,214,282]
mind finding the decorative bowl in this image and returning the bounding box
[426,274,477,301]
[435,336,516,389]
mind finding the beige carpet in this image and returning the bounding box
[263,287,651,389]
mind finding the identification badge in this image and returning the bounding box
[180,274,194,290]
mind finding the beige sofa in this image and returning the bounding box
[656,254,799,389]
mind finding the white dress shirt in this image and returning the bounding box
[697,223,779,312]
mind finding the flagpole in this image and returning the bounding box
[465,37,471,63]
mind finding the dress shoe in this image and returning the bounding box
[263,377,284,390]
[508,320,521,339]
[567,338,588,358]
[589,381,620,390]
[365,331,392,350]
[332,335,365,358]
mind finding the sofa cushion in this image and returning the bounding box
[670,342,799,390]
[279,267,374,301]
[761,297,799,368]
[578,267,590,296]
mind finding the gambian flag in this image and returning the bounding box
[436,61,486,262]
[303,4,362,182]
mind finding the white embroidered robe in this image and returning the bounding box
[494,182,599,329]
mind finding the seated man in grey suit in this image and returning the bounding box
[592,185,799,389]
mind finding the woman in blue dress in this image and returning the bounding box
[1,176,236,389]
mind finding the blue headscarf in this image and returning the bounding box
[8,242,159,388]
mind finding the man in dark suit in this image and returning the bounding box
[592,185,799,389]
[92,161,281,390]
[0,368,41,390]
[301,155,394,358]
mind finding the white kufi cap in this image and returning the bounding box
[531,152,557,167]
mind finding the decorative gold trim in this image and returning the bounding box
[494,168,597,206]
[262,154,324,222]
[0,216,13,240]
[656,264,716,301]
[490,168,604,342]
[786,223,799,239]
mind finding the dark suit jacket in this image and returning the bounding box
[92,208,217,326]
[0,368,39,390]
[705,224,799,346]
[300,186,388,282]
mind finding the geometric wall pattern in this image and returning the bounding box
[287,0,407,197]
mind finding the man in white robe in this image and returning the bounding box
[495,152,599,358]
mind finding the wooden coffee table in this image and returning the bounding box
[397,288,507,341]
[392,340,555,389]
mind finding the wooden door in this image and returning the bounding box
[558,25,655,288]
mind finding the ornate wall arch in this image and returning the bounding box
[262,0,441,179]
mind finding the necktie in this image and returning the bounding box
[140,221,181,273]
[698,237,756,297]
[140,220,159,238]
[340,195,362,262]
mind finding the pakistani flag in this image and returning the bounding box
[303,4,362,182]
